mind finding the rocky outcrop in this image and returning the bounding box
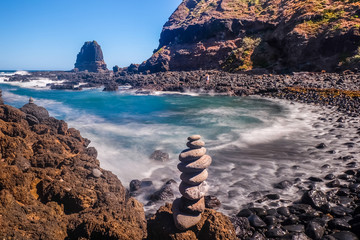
[74,41,108,72]
[147,203,236,240]
[140,0,360,73]
[0,100,146,239]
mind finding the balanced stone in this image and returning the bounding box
[179,196,205,214]
[178,155,212,172]
[172,198,201,230]
[180,169,208,185]
[179,147,206,162]
[188,135,201,141]
[179,181,209,200]
[186,140,205,149]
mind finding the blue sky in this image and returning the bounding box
[0,0,181,70]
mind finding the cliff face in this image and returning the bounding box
[140,0,360,73]
[75,41,108,72]
[0,99,146,239]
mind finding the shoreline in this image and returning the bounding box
[0,71,360,238]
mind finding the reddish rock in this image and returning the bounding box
[0,103,146,239]
[147,203,237,240]
[140,0,360,73]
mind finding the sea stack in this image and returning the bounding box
[172,135,212,230]
[74,41,107,72]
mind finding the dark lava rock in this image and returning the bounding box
[249,207,267,217]
[274,180,293,189]
[308,177,323,182]
[205,195,221,209]
[331,205,353,217]
[149,150,170,162]
[326,179,341,188]
[263,215,279,226]
[301,190,327,209]
[113,65,121,73]
[277,206,291,217]
[149,181,175,201]
[20,102,50,123]
[325,174,336,180]
[103,82,118,91]
[331,231,359,240]
[248,214,266,228]
[283,224,305,233]
[130,179,142,192]
[237,208,253,218]
[74,41,107,72]
[305,221,325,240]
[328,218,352,230]
[266,193,280,200]
[231,216,252,239]
[316,143,327,149]
[0,89,3,105]
[249,231,266,240]
[265,228,287,238]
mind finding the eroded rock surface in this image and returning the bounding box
[0,103,146,239]
[147,203,237,240]
[74,41,108,72]
[140,0,360,73]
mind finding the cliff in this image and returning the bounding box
[0,96,146,239]
[139,0,360,73]
[74,41,108,72]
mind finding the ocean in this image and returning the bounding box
[0,71,322,215]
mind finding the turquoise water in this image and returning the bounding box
[0,71,319,214]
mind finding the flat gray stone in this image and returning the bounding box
[180,169,208,185]
[187,135,201,141]
[179,181,209,200]
[172,198,201,230]
[179,196,205,214]
[186,140,205,149]
[178,155,212,173]
[179,147,206,162]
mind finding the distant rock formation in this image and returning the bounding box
[140,0,360,73]
[74,41,108,72]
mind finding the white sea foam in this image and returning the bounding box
[0,77,64,89]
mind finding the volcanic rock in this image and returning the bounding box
[140,0,360,73]
[147,203,236,240]
[0,102,147,239]
[74,41,107,72]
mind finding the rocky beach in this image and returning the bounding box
[1,69,360,239]
[2,0,360,238]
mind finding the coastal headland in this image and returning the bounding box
[1,0,360,238]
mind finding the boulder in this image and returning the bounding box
[147,203,237,240]
[0,103,147,239]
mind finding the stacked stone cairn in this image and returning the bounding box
[172,135,212,230]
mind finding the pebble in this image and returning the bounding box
[92,168,102,178]
[248,214,266,228]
